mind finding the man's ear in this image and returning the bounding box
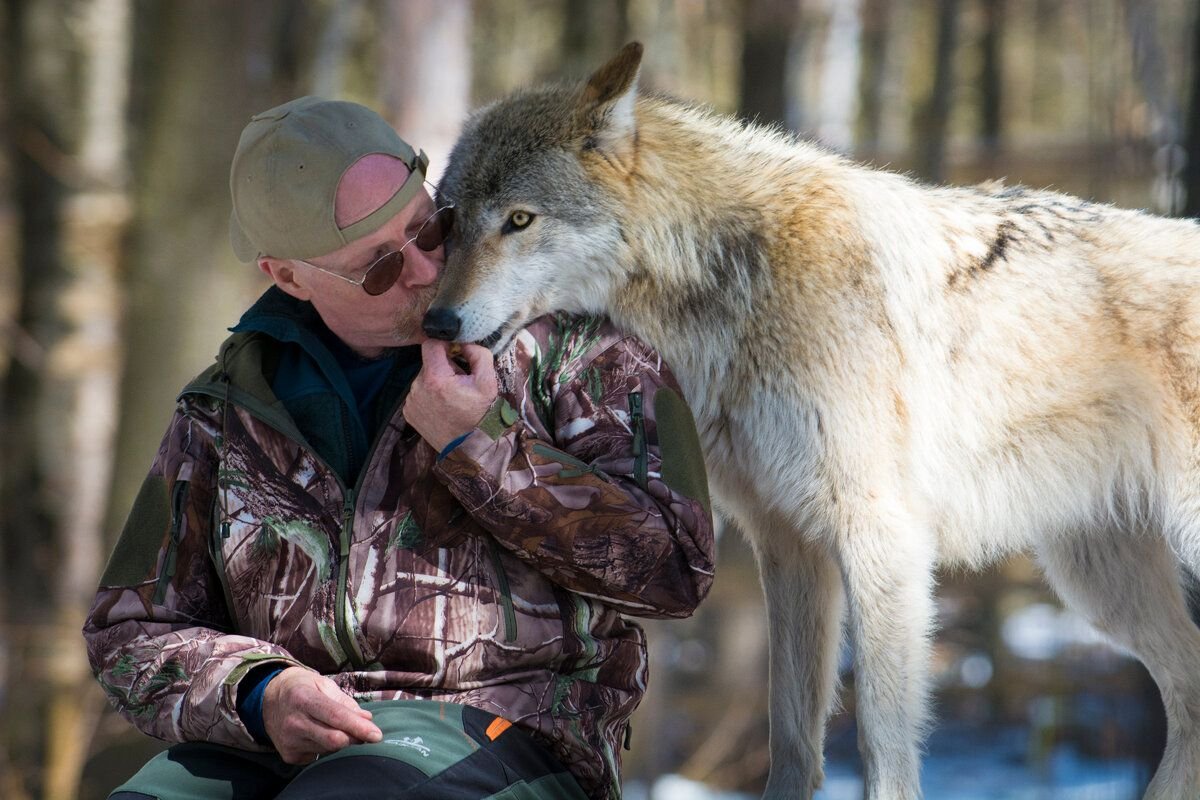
[576,42,643,166]
[259,258,312,302]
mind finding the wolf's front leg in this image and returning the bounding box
[837,513,937,800]
[754,531,846,800]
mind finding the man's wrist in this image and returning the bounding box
[236,665,285,744]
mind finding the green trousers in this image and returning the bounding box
[108,700,590,800]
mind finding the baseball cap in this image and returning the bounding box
[229,96,429,262]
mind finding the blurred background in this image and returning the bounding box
[2,0,1197,798]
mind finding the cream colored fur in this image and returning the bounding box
[429,44,1200,799]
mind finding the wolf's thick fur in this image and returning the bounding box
[426,43,1200,799]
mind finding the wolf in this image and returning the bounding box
[422,42,1200,799]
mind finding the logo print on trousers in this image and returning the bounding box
[385,736,431,757]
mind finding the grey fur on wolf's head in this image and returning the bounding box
[426,44,645,348]
[437,41,642,206]
[437,86,607,229]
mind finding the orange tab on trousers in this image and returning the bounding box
[485,716,513,741]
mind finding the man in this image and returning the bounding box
[84,96,715,800]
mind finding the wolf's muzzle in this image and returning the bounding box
[422,308,461,341]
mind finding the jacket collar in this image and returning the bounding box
[179,287,364,438]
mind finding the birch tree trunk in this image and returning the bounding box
[379,0,472,184]
[1125,0,1183,214]
[1,0,131,797]
[814,0,862,152]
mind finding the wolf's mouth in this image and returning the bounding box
[474,310,530,352]
[476,328,503,349]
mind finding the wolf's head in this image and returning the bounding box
[423,43,645,352]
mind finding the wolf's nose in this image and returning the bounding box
[422,308,462,341]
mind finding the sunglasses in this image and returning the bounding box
[296,204,455,296]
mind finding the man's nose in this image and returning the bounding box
[402,246,442,289]
[422,308,462,341]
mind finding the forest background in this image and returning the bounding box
[3,1,1198,798]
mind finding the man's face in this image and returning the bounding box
[260,161,445,356]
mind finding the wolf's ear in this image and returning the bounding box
[577,42,643,163]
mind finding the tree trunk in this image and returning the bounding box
[814,0,862,152]
[914,0,961,183]
[1026,0,1064,138]
[1182,1,1200,217]
[379,0,472,184]
[738,0,800,129]
[1124,0,1183,214]
[559,0,634,77]
[979,0,1005,161]
[857,0,892,154]
[311,0,367,99]
[1,0,131,796]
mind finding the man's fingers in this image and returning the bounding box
[462,343,495,377]
[307,692,382,742]
[313,676,374,719]
[280,719,349,763]
[420,339,455,378]
[304,724,352,753]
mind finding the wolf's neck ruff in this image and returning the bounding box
[602,96,870,411]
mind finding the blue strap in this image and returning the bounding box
[438,433,470,461]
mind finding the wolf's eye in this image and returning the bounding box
[506,210,534,231]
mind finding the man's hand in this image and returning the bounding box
[404,340,499,451]
[262,666,382,764]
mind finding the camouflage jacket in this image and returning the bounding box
[84,312,715,799]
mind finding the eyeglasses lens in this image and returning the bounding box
[362,252,405,296]
[416,207,455,252]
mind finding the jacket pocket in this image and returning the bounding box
[530,443,610,481]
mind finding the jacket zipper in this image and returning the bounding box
[629,392,648,489]
[334,488,364,668]
[334,384,414,670]
[153,479,191,604]
[188,385,404,671]
[485,537,518,643]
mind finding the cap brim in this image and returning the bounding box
[229,211,259,262]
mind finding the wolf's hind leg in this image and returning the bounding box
[753,528,845,800]
[1037,527,1200,800]
[835,507,937,800]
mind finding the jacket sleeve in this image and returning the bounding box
[83,400,305,749]
[433,331,715,618]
